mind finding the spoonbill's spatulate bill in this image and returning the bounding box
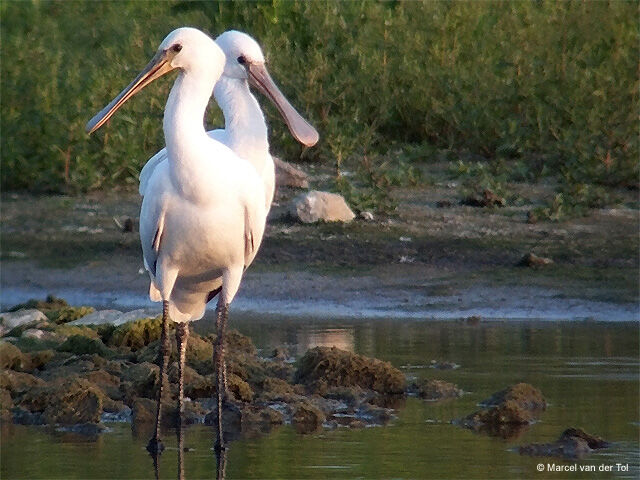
[86,27,267,455]
[139,30,319,212]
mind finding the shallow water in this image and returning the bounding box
[2,317,639,479]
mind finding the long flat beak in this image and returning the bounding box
[248,63,319,147]
[86,50,174,134]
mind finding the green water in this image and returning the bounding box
[2,318,639,479]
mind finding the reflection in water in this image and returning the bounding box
[297,327,355,353]
[2,321,638,479]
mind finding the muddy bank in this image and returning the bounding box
[1,190,638,320]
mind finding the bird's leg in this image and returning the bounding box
[177,419,186,480]
[147,300,171,456]
[213,301,229,452]
[215,439,228,480]
[176,322,189,428]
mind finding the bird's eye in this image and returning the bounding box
[172,44,182,53]
[237,55,246,65]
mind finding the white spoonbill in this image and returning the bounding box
[140,29,319,210]
[86,27,266,454]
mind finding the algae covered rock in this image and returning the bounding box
[519,428,609,459]
[415,379,463,401]
[57,335,113,357]
[7,296,94,325]
[20,377,105,424]
[0,341,28,370]
[292,401,326,433]
[295,347,405,394]
[107,316,166,351]
[458,383,546,438]
[47,306,95,325]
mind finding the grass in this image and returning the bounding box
[1,1,637,217]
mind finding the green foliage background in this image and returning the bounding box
[1,0,637,200]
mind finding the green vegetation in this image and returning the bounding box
[1,1,637,217]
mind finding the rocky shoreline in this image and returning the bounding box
[1,296,610,460]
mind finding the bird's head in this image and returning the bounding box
[86,27,224,134]
[215,30,319,148]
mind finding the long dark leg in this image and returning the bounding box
[176,322,190,427]
[175,323,189,480]
[213,301,229,452]
[147,300,171,455]
[215,441,228,480]
[177,423,185,480]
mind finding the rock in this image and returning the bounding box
[21,378,105,424]
[29,350,55,370]
[53,324,99,340]
[274,157,309,189]
[7,295,68,313]
[359,211,375,221]
[228,373,254,403]
[0,370,45,394]
[131,397,157,424]
[416,379,463,401]
[429,360,460,370]
[518,253,554,267]
[47,306,95,325]
[107,316,165,351]
[458,383,546,438]
[519,428,609,459]
[295,346,405,394]
[292,401,325,433]
[69,310,124,326]
[57,335,113,357]
[22,329,59,341]
[260,377,296,402]
[461,189,506,207]
[0,309,48,330]
[289,190,356,223]
[114,309,158,325]
[0,341,27,370]
[120,362,159,400]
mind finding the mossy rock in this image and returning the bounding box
[228,373,254,402]
[57,335,113,357]
[20,377,105,424]
[295,347,406,394]
[29,349,56,370]
[479,383,546,412]
[260,377,297,401]
[54,324,100,340]
[8,295,68,313]
[0,342,27,370]
[0,370,45,395]
[167,363,213,399]
[46,306,95,325]
[292,401,325,433]
[108,317,167,351]
[416,379,463,400]
[120,362,159,400]
[83,370,121,400]
[458,383,546,438]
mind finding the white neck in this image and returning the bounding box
[163,69,218,201]
[164,71,212,153]
[214,76,269,164]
